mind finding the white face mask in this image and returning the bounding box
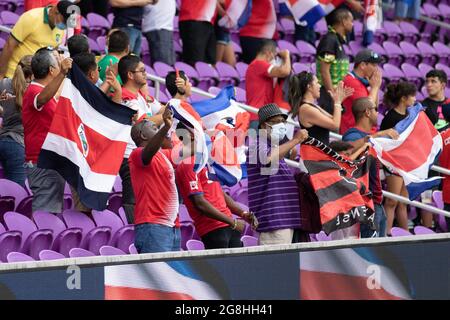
[268,122,287,142]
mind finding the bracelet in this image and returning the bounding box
[231,219,237,230]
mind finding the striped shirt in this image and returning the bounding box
[246,137,301,232]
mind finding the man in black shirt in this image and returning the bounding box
[422,69,450,132]
[316,8,353,114]
[110,0,158,55]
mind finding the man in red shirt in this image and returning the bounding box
[239,0,277,64]
[439,106,450,231]
[341,49,383,134]
[175,122,256,249]
[22,47,72,213]
[245,40,291,130]
[129,107,180,253]
[179,0,217,66]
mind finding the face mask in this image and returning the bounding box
[56,22,67,30]
[268,123,287,142]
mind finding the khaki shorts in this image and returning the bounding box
[258,228,294,245]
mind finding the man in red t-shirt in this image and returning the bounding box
[22,47,72,213]
[175,122,256,249]
[439,106,450,231]
[341,49,383,134]
[245,40,291,130]
[129,107,180,253]
[239,0,277,64]
[179,0,217,66]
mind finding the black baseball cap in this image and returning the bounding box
[354,49,384,65]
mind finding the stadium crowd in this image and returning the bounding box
[0,0,449,256]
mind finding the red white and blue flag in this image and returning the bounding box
[192,86,250,186]
[300,248,413,299]
[105,261,227,300]
[319,0,345,14]
[218,0,252,30]
[38,64,135,210]
[370,103,443,200]
[279,0,327,27]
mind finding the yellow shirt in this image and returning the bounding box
[6,7,65,78]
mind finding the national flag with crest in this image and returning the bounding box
[37,64,135,210]
[318,0,346,14]
[370,103,443,200]
[300,137,374,235]
[191,86,250,186]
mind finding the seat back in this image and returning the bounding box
[7,252,35,262]
[99,245,126,256]
[391,227,412,237]
[186,239,205,250]
[4,211,37,244]
[39,249,66,261]
[241,235,258,247]
[69,247,95,257]
[62,210,96,237]
[33,211,66,236]
[92,210,124,236]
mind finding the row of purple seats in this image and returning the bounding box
[185,235,258,251]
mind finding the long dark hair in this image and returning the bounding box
[12,55,33,112]
[383,81,417,109]
[288,71,314,117]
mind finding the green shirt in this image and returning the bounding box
[316,27,349,86]
[98,54,123,85]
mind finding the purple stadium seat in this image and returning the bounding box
[215,62,240,87]
[382,41,404,67]
[117,207,128,225]
[399,42,421,66]
[141,36,151,66]
[106,193,123,214]
[68,247,95,258]
[97,36,106,52]
[3,211,53,260]
[174,61,200,86]
[80,16,90,35]
[416,41,438,67]
[418,63,433,77]
[113,175,122,193]
[91,209,134,253]
[398,21,420,43]
[99,245,126,256]
[186,239,205,251]
[153,62,174,78]
[0,197,14,223]
[353,20,363,40]
[234,86,246,103]
[87,13,110,39]
[107,13,114,26]
[277,40,300,62]
[6,252,35,262]
[401,63,424,88]
[15,196,33,218]
[235,62,248,82]
[190,92,208,103]
[438,3,450,20]
[295,40,316,64]
[195,62,219,91]
[390,227,412,237]
[129,243,138,254]
[383,63,405,84]
[367,42,388,63]
[416,92,425,101]
[292,62,309,74]
[88,37,101,54]
[0,221,21,262]
[241,235,258,247]
[39,249,65,261]
[62,210,111,255]
[382,21,403,43]
[33,211,82,257]
[0,179,29,210]
[208,86,221,96]
[144,64,156,78]
[180,223,195,250]
[279,18,294,43]
[315,18,327,36]
[432,190,444,209]
[348,41,364,58]
[432,42,450,65]
[316,231,332,241]
[413,226,435,235]
[0,11,19,26]
[179,204,193,224]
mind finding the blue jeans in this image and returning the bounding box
[0,137,25,187]
[144,29,175,65]
[361,203,387,238]
[135,223,181,253]
[121,27,142,55]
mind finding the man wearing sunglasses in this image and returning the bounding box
[342,97,399,238]
[0,1,76,80]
